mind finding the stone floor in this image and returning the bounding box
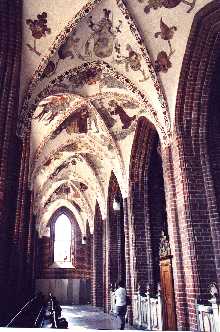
[43,305,136,330]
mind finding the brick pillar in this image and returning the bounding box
[21,190,37,297]
[7,134,34,311]
[92,203,104,307]
[103,218,107,312]
[25,193,37,294]
[161,145,188,330]
[36,236,50,277]
[162,135,219,330]
[172,7,220,330]
[0,0,22,324]
[205,54,220,287]
[123,198,132,323]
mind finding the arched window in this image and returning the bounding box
[54,214,72,263]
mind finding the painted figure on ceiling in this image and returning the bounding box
[58,34,81,60]
[143,0,197,14]
[109,100,136,130]
[33,95,71,124]
[51,105,90,139]
[50,158,76,179]
[85,8,122,59]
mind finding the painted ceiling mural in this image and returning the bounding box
[19,0,211,236]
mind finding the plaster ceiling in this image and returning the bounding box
[19,0,212,236]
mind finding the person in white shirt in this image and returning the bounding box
[114,280,127,330]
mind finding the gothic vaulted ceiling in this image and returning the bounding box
[19,0,212,236]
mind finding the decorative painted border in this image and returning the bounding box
[116,0,169,115]
[19,0,102,130]
[30,89,152,183]
[18,0,171,141]
[25,61,170,141]
[30,98,122,171]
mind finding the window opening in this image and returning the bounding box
[54,214,71,263]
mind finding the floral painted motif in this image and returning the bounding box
[42,152,61,168]
[26,12,51,56]
[115,44,149,82]
[20,0,170,145]
[154,18,177,73]
[44,184,72,208]
[154,51,172,73]
[141,0,197,14]
[155,18,177,56]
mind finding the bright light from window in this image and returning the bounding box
[54,214,72,263]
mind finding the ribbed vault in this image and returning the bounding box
[19,0,171,236]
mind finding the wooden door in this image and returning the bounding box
[160,258,177,330]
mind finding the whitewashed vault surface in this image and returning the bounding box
[19,0,211,236]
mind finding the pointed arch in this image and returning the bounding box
[107,171,126,286]
[129,116,167,292]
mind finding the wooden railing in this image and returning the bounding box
[133,286,162,330]
[196,297,220,332]
[110,290,116,314]
[110,284,163,330]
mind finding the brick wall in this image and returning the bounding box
[207,54,220,282]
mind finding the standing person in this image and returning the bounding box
[115,280,127,330]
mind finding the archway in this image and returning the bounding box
[104,171,126,311]
[36,206,91,305]
[129,117,176,329]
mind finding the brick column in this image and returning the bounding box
[123,198,132,323]
[161,144,188,330]
[103,217,108,312]
[172,9,220,329]
[162,135,219,330]
[25,193,37,294]
[92,203,104,307]
[7,134,33,311]
[0,0,22,324]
